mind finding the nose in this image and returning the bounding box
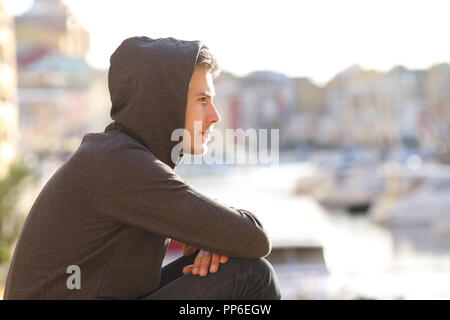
[208,103,221,126]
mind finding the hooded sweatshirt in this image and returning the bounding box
[4,36,271,300]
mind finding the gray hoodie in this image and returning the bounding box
[4,36,271,300]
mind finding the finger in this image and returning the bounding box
[199,251,212,277]
[192,250,209,275]
[220,256,229,264]
[209,253,221,273]
[192,254,202,275]
[182,264,194,275]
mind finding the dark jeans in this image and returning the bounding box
[144,254,281,300]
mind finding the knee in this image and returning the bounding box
[233,257,281,300]
[252,259,280,291]
[247,257,273,276]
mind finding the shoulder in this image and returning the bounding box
[80,131,157,163]
[88,131,179,181]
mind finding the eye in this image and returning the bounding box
[199,97,208,104]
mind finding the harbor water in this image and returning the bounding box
[175,161,450,300]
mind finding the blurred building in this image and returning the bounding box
[322,65,428,150]
[293,77,326,115]
[213,63,449,157]
[13,0,109,161]
[238,71,296,149]
[384,66,426,148]
[323,65,387,148]
[15,0,89,62]
[211,70,236,129]
[0,1,18,179]
[425,63,450,162]
[240,71,296,130]
[18,52,93,159]
[213,70,297,152]
[286,77,326,147]
[211,71,238,151]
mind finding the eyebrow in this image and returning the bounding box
[196,90,215,98]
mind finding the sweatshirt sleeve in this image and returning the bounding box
[92,145,271,259]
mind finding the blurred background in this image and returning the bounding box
[1,0,450,299]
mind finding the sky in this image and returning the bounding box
[5,0,450,85]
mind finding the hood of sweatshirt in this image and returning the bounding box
[104,36,203,169]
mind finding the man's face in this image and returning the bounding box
[183,66,221,155]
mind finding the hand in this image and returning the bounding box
[181,247,229,277]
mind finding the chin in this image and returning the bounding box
[194,144,208,155]
[200,144,208,155]
[185,142,207,155]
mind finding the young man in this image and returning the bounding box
[4,36,281,300]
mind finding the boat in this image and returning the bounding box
[369,163,450,234]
